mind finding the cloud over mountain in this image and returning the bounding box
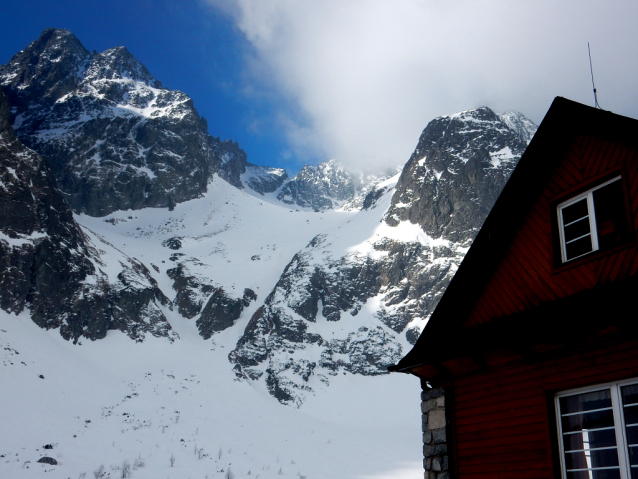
[207,0,638,173]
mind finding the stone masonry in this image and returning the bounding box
[421,386,450,479]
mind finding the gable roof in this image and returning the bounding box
[391,97,638,375]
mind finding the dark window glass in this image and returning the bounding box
[565,236,595,260]
[562,390,613,414]
[593,180,629,251]
[565,448,620,470]
[562,408,616,434]
[564,429,618,452]
[623,385,638,474]
[626,426,638,446]
[563,198,590,225]
[627,446,638,466]
[567,468,621,479]
[565,218,592,242]
[622,385,638,406]
[624,406,638,427]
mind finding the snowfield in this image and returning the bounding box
[0,310,422,479]
[1,173,424,479]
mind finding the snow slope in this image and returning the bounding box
[0,172,428,478]
[0,309,422,479]
[75,174,355,311]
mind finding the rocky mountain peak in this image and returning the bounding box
[384,106,535,242]
[0,84,174,341]
[276,159,356,211]
[0,28,90,112]
[0,29,253,216]
[83,45,161,87]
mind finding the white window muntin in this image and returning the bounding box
[557,176,622,263]
[555,378,638,479]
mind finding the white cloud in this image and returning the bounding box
[206,0,638,173]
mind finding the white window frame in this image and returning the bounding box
[557,176,622,263]
[555,378,638,479]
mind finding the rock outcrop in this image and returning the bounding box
[0,87,175,342]
[230,108,537,405]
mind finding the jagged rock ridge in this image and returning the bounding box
[229,107,537,405]
[0,28,283,216]
[0,88,175,342]
[277,160,356,211]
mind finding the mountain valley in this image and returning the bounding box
[0,28,537,478]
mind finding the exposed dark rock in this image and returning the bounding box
[37,457,57,465]
[197,288,257,339]
[166,262,214,319]
[277,160,355,211]
[362,186,387,210]
[0,87,174,342]
[385,107,530,242]
[243,165,288,195]
[162,237,183,250]
[0,28,260,216]
[230,107,537,405]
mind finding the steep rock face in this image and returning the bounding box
[0,28,255,216]
[241,164,289,196]
[277,160,356,211]
[0,88,174,342]
[230,109,537,406]
[385,107,532,242]
[197,287,257,339]
[166,255,256,339]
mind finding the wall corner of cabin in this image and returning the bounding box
[421,385,453,479]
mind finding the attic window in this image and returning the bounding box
[557,177,630,263]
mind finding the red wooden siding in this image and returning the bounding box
[462,135,638,329]
[451,335,638,479]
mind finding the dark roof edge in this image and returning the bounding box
[392,97,638,372]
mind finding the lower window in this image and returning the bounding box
[556,380,638,479]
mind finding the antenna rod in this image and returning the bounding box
[588,42,601,109]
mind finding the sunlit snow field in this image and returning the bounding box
[0,310,422,479]
[1,174,425,478]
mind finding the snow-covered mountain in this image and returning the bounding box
[0,28,287,216]
[229,107,535,405]
[0,27,537,478]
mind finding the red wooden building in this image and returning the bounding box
[390,97,638,479]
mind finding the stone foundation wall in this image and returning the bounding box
[421,386,450,479]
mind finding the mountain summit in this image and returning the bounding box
[0,28,287,216]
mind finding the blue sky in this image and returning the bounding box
[3,1,638,176]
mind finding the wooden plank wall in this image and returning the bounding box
[463,135,638,329]
[452,336,638,479]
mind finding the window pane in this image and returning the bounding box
[562,390,613,413]
[623,384,638,474]
[627,446,638,466]
[626,426,638,445]
[565,218,593,242]
[566,235,594,260]
[593,179,629,251]
[621,384,638,408]
[567,468,621,479]
[565,448,620,470]
[564,429,618,451]
[624,405,638,426]
[562,409,615,432]
[563,198,590,225]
